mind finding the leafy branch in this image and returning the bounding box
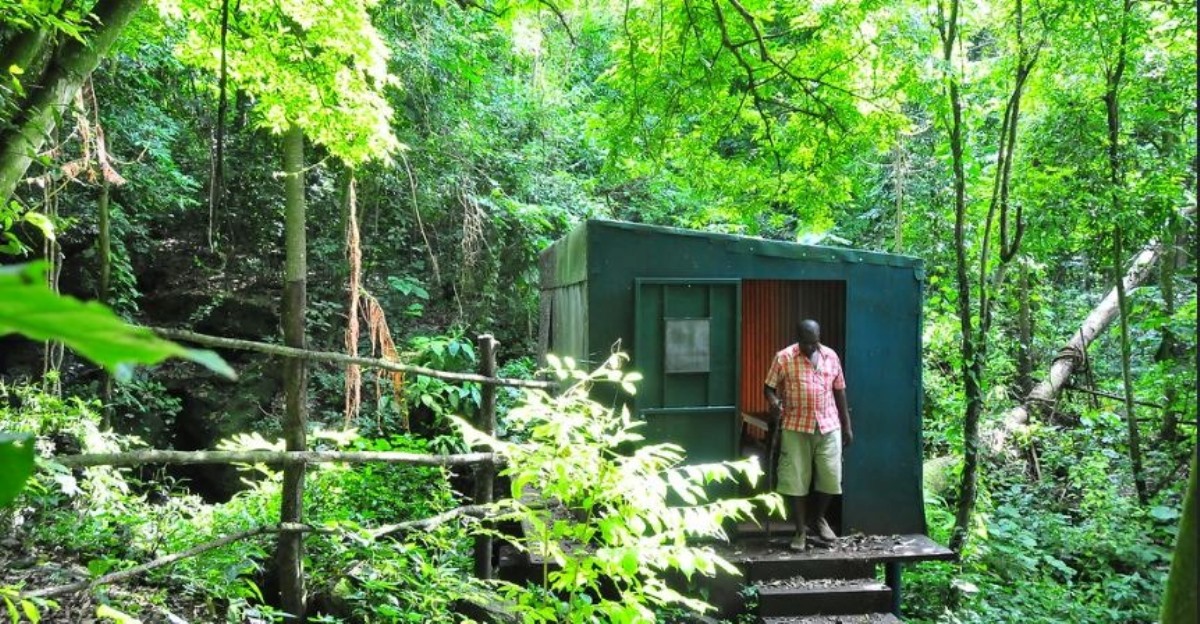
[454,353,783,621]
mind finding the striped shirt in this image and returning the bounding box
[764,343,846,434]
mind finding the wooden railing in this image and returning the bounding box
[25,330,554,613]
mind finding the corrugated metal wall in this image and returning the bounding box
[549,283,588,363]
[740,280,847,421]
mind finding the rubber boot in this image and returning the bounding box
[789,495,808,551]
[809,491,838,542]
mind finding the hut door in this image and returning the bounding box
[633,279,740,464]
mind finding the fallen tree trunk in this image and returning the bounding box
[985,240,1162,453]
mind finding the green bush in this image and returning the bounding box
[1,385,474,623]
[905,427,1184,624]
[456,353,782,623]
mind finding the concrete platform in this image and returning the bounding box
[722,531,956,565]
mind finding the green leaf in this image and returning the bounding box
[22,211,55,242]
[0,263,235,379]
[96,604,143,624]
[182,348,237,380]
[22,598,40,624]
[1150,506,1181,521]
[620,549,639,576]
[0,231,26,255]
[0,433,34,508]
[675,549,696,579]
[1043,555,1076,579]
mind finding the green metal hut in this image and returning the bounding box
[538,219,926,536]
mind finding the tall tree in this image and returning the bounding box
[279,123,308,620]
[934,0,978,555]
[1160,454,1198,623]
[935,0,1057,552]
[0,0,145,206]
[168,0,400,616]
[1100,0,1148,505]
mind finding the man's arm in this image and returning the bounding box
[764,384,783,419]
[833,388,853,447]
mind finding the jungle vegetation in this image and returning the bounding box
[0,0,1195,622]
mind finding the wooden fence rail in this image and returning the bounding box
[52,449,501,468]
[151,327,555,389]
[23,506,494,600]
[23,332,534,614]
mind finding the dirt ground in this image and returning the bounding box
[1,536,213,624]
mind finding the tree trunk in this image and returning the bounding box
[1160,454,1197,623]
[1156,213,1182,443]
[0,28,54,129]
[1100,0,1146,504]
[1016,261,1034,398]
[0,0,146,206]
[986,241,1162,452]
[99,178,113,428]
[98,181,111,305]
[936,0,980,555]
[342,171,362,427]
[1113,229,1147,504]
[892,131,907,253]
[278,124,308,622]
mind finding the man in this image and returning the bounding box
[764,319,853,551]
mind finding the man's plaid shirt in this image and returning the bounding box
[764,343,846,434]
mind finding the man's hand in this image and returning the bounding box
[764,385,783,421]
[768,401,783,425]
[842,428,854,448]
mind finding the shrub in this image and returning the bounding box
[456,353,782,623]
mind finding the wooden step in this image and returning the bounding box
[760,613,902,624]
[747,558,875,583]
[755,577,892,618]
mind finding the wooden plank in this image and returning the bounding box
[742,412,771,433]
[746,558,874,583]
[756,579,891,617]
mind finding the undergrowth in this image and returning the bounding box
[905,417,1191,624]
[0,381,474,623]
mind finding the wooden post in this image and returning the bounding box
[473,334,498,580]
[885,561,903,616]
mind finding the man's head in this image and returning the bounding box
[797,319,821,357]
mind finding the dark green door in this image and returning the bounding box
[633,279,740,464]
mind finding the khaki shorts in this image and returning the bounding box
[776,429,842,496]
